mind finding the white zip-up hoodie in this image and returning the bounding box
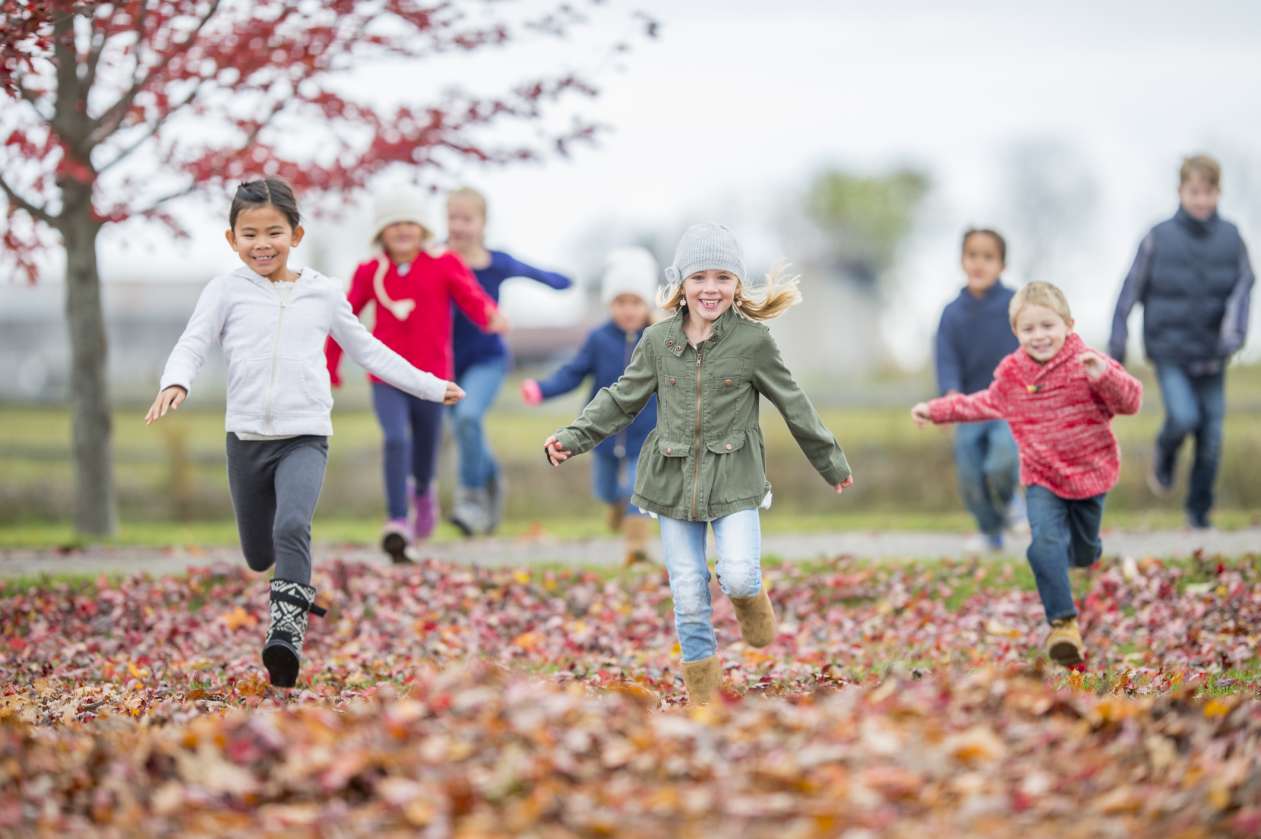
[159,266,447,437]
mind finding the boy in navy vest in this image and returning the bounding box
[934,229,1023,551]
[1109,154,1254,529]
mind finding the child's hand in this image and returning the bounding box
[443,381,466,405]
[910,402,933,427]
[543,435,570,466]
[486,310,510,335]
[145,386,187,425]
[1078,350,1108,381]
[834,475,854,494]
[521,379,543,406]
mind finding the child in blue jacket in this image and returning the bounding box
[522,246,659,563]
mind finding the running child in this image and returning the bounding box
[521,246,660,565]
[544,224,854,706]
[147,178,464,687]
[913,281,1143,667]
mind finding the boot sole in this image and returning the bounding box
[381,532,412,564]
[1048,640,1084,667]
[263,644,300,688]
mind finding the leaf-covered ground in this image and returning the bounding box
[2,551,1260,836]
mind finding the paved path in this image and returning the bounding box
[1,527,1257,578]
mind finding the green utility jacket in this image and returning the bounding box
[553,307,851,521]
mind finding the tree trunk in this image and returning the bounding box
[61,193,116,537]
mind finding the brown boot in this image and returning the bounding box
[622,515,651,566]
[606,502,626,533]
[1045,617,1085,667]
[730,588,777,648]
[681,656,722,706]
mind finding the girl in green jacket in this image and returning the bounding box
[545,223,854,706]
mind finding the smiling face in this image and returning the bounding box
[225,205,303,280]
[1178,173,1220,222]
[1013,303,1072,363]
[683,269,738,323]
[379,221,426,263]
[961,232,1004,296]
[610,293,650,332]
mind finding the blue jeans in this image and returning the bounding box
[1025,485,1105,623]
[953,420,1020,538]
[1154,363,1225,523]
[592,449,644,517]
[371,382,444,520]
[659,508,762,662]
[452,356,508,489]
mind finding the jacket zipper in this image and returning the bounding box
[262,290,288,432]
[690,345,704,520]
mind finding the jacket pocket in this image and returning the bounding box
[270,357,325,417]
[706,431,765,503]
[634,438,690,508]
[226,356,269,417]
[658,438,690,458]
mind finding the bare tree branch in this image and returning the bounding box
[0,172,55,224]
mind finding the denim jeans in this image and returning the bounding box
[659,508,762,662]
[1154,363,1225,523]
[592,449,644,517]
[1025,485,1105,624]
[371,382,444,520]
[953,420,1020,538]
[452,356,509,489]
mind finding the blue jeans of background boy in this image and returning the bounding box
[659,508,762,662]
[953,420,1020,539]
[592,448,644,517]
[1025,485,1105,624]
[225,433,329,585]
[371,382,444,520]
[452,356,509,490]
[1154,363,1225,526]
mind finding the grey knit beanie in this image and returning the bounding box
[663,223,745,286]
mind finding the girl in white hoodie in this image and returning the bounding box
[146,178,464,688]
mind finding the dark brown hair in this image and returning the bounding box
[962,228,1007,264]
[1179,154,1221,189]
[229,178,301,230]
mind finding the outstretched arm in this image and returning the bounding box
[925,381,1006,425]
[501,254,574,291]
[549,339,657,460]
[325,265,373,387]
[1108,233,1154,363]
[329,294,451,403]
[536,333,597,400]
[158,277,227,399]
[1219,239,1254,357]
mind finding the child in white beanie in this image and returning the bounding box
[522,246,661,564]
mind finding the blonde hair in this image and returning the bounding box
[1009,281,1073,327]
[657,263,802,322]
[1180,154,1221,189]
[447,186,488,219]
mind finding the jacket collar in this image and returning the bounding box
[233,264,306,290]
[1011,332,1085,382]
[663,306,737,357]
[1174,205,1218,237]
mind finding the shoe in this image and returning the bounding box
[730,588,777,648]
[681,656,722,706]
[1045,617,1085,667]
[1146,448,1175,497]
[1187,513,1213,531]
[450,486,491,538]
[381,518,411,565]
[606,502,626,533]
[622,515,651,567]
[262,579,326,688]
[963,533,1003,554]
[411,484,439,542]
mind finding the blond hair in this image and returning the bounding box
[1180,154,1221,189]
[1010,281,1073,327]
[447,186,488,219]
[657,263,802,322]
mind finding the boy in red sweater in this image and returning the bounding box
[912,281,1143,666]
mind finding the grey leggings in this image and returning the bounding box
[225,433,329,584]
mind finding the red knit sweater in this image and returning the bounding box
[326,251,497,385]
[927,333,1143,499]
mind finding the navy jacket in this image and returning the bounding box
[537,319,656,459]
[1109,207,1254,371]
[934,282,1019,396]
[453,250,572,379]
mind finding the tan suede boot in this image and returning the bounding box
[681,656,722,706]
[606,502,625,533]
[622,515,651,566]
[1045,617,1085,667]
[730,588,777,648]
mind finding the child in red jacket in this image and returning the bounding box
[326,187,506,563]
[912,281,1142,667]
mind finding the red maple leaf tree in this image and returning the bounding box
[0,0,655,535]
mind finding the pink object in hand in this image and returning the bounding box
[521,379,543,406]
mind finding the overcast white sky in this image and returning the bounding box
[20,0,1261,367]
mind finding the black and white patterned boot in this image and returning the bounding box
[262,579,326,688]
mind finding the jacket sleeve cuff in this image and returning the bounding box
[821,453,852,486]
[553,428,589,457]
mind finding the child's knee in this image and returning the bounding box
[243,547,275,573]
[273,512,310,548]
[719,565,761,599]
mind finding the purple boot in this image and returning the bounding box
[412,484,439,542]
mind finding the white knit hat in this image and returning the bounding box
[601,246,660,306]
[371,186,433,243]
